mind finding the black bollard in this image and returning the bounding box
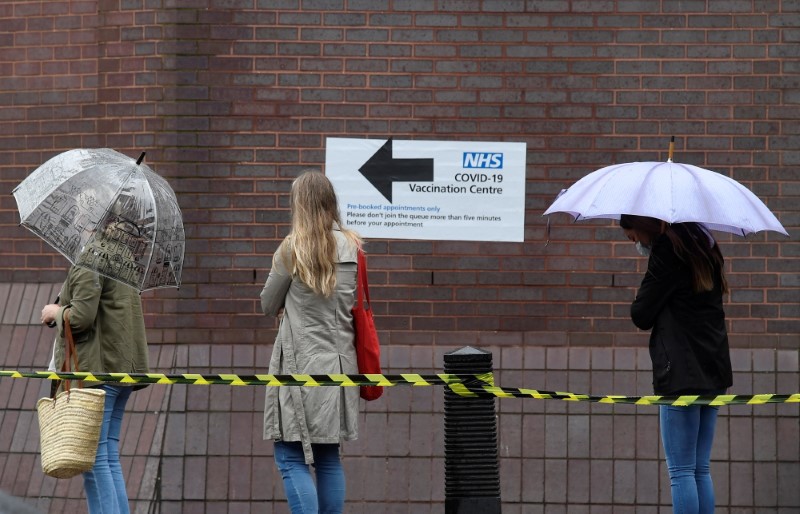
[443,346,502,514]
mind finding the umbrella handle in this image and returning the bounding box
[667,136,674,162]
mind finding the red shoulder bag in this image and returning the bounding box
[352,249,383,401]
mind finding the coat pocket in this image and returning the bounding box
[650,331,672,386]
[71,328,93,344]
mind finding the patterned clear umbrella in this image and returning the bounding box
[13,148,185,291]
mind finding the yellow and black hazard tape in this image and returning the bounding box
[1,370,798,406]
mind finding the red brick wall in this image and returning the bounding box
[1,3,799,513]
[1,1,798,347]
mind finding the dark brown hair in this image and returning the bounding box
[619,214,728,294]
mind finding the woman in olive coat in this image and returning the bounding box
[260,171,362,514]
[41,247,148,514]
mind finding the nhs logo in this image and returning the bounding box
[463,152,503,169]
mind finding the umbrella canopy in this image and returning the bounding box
[543,161,788,237]
[13,148,185,291]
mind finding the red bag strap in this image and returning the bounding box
[356,249,370,310]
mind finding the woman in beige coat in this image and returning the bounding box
[260,171,361,514]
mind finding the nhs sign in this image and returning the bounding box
[463,152,503,169]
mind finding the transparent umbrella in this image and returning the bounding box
[13,148,185,291]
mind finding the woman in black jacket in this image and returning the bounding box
[620,215,732,514]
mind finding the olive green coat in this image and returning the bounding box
[53,265,149,379]
[260,228,360,464]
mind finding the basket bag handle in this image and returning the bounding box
[52,310,82,398]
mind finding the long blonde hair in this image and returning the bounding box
[281,171,361,296]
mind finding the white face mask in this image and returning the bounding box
[635,241,651,257]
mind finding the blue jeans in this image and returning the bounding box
[659,404,719,514]
[83,385,132,514]
[274,441,345,514]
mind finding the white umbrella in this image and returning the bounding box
[543,160,788,237]
[13,148,185,291]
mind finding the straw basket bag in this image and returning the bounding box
[37,311,105,479]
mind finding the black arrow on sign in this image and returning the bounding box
[358,138,434,203]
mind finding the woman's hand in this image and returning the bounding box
[41,304,60,326]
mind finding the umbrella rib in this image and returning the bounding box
[142,169,159,291]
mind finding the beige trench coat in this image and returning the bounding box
[260,228,360,464]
